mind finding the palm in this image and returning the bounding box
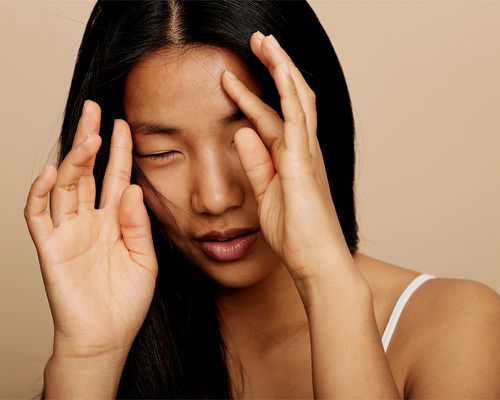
[39,209,156,354]
[257,153,328,272]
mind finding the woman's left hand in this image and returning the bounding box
[221,31,362,288]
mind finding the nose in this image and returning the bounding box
[190,151,244,216]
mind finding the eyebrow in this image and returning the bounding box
[129,108,246,136]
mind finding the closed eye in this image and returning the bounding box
[133,151,181,161]
[147,151,178,160]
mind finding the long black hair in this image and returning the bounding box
[46,0,359,398]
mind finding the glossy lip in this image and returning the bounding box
[194,227,260,262]
[194,227,260,242]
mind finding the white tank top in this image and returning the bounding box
[381,273,437,352]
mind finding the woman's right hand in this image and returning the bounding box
[24,100,158,362]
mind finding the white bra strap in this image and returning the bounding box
[382,273,437,352]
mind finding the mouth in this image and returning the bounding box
[195,227,260,241]
[194,227,260,262]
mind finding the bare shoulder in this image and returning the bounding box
[403,275,500,320]
[354,253,500,398]
[402,277,500,399]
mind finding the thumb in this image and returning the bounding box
[119,184,158,275]
[234,127,275,206]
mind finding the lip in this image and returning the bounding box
[194,227,259,242]
[195,227,260,262]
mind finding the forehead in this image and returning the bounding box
[123,46,262,122]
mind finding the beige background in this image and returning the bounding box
[1,1,499,398]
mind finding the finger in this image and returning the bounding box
[234,127,276,206]
[50,133,102,226]
[250,32,318,154]
[120,185,158,277]
[222,70,283,154]
[251,33,330,203]
[99,119,133,209]
[73,100,101,211]
[274,61,310,156]
[24,165,57,245]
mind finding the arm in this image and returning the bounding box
[302,268,402,399]
[221,31,499,399]
[405,279,500,399]
[24,102,157,399]
[221,32,401,398]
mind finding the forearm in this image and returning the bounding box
[302,271,402,399]
[43,352,127,399]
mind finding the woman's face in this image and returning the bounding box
[123,46,282,288]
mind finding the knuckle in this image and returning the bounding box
[288,82,299,96]
[65,150,86,169]
[55,182,78,192]
[294,110,307,123]
[79,199,95,209]
[105,168,130,182]
[81,165,94,177]
[279,61,289,72]
[110,141,132,152]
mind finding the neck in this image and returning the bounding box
[213,252,368,355]
[214,261,309,357]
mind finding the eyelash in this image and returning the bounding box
[147,151,178,160]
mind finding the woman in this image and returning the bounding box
[24,0,499,398]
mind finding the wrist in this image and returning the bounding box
[52,332,132,361]
[293,259,372,310]
[290,248,365,285]
[44,352,127,399]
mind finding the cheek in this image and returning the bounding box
[134,169,191,229]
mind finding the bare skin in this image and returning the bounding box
[25,30,499,398]
[222,252,423,398]
[225,253,500,399]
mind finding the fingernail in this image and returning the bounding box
[83,99,92,116]
[41,164,50,176]
[224,70,237,80]
[268,34,281,49]
[253,31,265,40]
